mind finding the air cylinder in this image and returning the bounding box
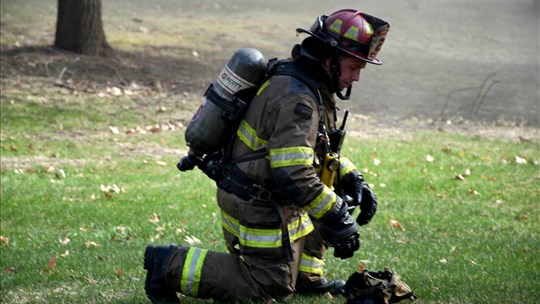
[184,48,267,156]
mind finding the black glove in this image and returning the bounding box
[340,170,378,226]
[356,183,377,226]
[320,197,360,259]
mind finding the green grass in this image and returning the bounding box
[1,91,538,303]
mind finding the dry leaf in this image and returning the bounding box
[157,106,167,113]
[84,241,101,248]
[109,126,120,134]
[515,156,527,164]
[455,174,466,181]
[184,235,201,245]
[114,268,125,277]
[389,219,404,230]
[468,189,480,195]
[48,256,57,270]
[0,236,9,246]
[59,236,71,245]
[149,213,160,223]
[60,250,70,257]
[323,292,333,300]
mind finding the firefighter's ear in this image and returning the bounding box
[322,58,332,74]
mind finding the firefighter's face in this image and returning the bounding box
[324,56,367,90]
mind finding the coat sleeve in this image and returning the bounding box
[267,92,338,220]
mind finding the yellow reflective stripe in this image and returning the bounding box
[343,25,360,41]
[328,19,343,34]
[339,157,357,177]
[288,212,314,241]
[304,186,336,218]
[299,253,325,275]
[269,146,314,168]
[257,79,271,96]
[240,226,282,248]
[221,211,282,248]
[181,247,208,297]
[237,120,268,151]
[221,211,240,236]
[221,210,314,246]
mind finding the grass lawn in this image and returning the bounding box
[1,89,538,303]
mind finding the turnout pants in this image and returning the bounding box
[161,189,327,302]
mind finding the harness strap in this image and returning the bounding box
[217,164,294,262]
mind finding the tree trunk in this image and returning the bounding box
[54,0,113,57]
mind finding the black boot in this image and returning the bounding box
[144,244,181,303]
[296,277,346,296]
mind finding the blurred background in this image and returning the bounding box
[2,0,539,126]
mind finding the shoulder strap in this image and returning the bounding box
[228,59,325,165]
[269,60,323,108]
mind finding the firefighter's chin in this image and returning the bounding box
[340,83,352,90]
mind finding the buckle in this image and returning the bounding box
[250,184,272,200]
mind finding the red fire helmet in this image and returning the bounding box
[296,9,390,65]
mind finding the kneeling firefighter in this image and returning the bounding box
[144,9,389,303]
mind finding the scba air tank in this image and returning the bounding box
[183,48,266,160]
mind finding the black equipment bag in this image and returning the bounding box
[344,268,417,304]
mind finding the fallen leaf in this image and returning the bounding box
[48,256,57,270]
[373,159,381,166]
[184,235,201,245]
[157,106,167,113]
[389,219,404,231]
[0,236,9,246]
[323,292,333,300]
[464,168,471,176]
[149,213,160,223]
[84,241,101,248]
[114,268,125,277]
[109,126,120,134]
[515,156,527,164]
[60,250,70,257]
[59,236,70,245]
[455,174,466,181]
[426,154,435,162]
[468,189,480,195]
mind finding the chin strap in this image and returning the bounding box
[330,55,351,100]
[336,86,351,100]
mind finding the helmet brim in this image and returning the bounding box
[296,28,383,65]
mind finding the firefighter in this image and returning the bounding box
[144,9,389,303]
